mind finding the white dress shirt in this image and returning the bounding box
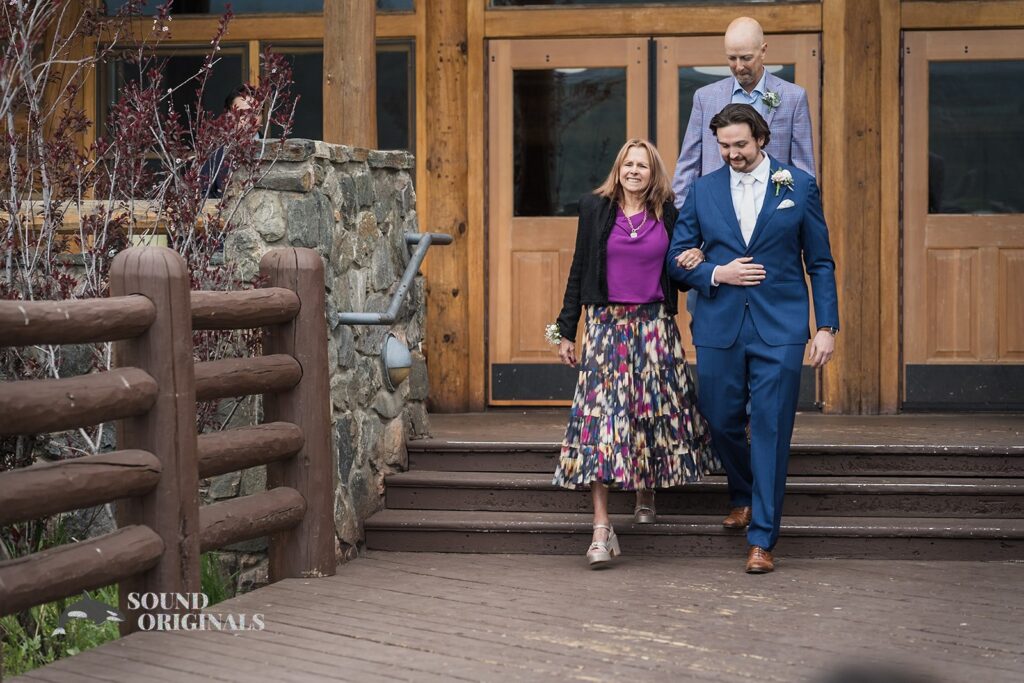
[710,153,771,286]
[729,152,771,226]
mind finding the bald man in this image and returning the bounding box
[672,17,815,207]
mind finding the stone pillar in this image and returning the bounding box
[218,140,428,580]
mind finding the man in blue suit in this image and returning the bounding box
[667,104,839,574]
[672,16,815,208]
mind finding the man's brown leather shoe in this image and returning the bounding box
[746,546,774,574]
[722,506,752,528]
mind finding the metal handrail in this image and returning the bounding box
[333,232,452,326]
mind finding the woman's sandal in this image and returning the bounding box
[634,490,657,524]
[586,523,620,568]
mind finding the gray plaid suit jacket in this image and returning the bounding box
[672,72,815,208]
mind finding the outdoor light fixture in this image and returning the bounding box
[381,333,412,392]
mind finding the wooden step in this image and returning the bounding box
[407,440,1024,477]
[364,509,1024,560]
[384,471,1024,518]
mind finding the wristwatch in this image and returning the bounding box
[818,326,838,336]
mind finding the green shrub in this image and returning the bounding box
[0,585,120,677]
[1,552,238,676]
[201,551,237,605]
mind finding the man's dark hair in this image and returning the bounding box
[223,85,252,112]
[710,103,771,147]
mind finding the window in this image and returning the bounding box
[376,41,415,151]
[272,46,324,141]
[928,60,1024,214]
[269,41,415,151]
[108,0,411,14]
[101,41,414,154]
[100,45,248,135]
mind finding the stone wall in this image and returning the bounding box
[212,139,430,590]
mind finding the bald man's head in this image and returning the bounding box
[724,17,767,92]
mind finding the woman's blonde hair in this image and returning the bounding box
[593,138,673,220]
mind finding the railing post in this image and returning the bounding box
[109,247,200,633]
[260,248,336,579]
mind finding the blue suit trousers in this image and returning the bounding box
[695,308,804,550]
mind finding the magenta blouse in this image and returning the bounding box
[605,208,668,305]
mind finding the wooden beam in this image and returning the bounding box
[193,355,302,402]
[821,0,884,414]
[0,526,163,618]
[190,288,300,330]
[0,295,155,346]
[423,1,471,412]
[0,368,158,436]
[465,0,486,410]
[902,1,1024,29]
[483,4,822,38]
[0,451,161,527]
[103,13,416,43]
[111,247,200,633]
[198,487,306,553]
[324,0,376,147]
[248,39,261,86]
[197,422,304,479]
[879,0,901,413]
[260,248,337,580]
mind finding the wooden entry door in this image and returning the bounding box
[903,31,1024,409]
[487,35,822,406]
[488,38,649,404]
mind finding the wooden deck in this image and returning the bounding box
[14,552,1023,682]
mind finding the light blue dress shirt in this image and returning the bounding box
[731,69,769,118]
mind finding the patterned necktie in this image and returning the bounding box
[739,174,757,246]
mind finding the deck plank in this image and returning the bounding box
[12,552,1024,682]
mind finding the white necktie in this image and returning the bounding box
[739,174,757,245]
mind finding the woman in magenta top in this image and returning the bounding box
[553,138,720,568]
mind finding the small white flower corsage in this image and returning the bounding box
[762,90,781,111]
[544,323,562,346]
[770,169,794,196]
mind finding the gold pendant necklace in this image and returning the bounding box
[624,208,647,239]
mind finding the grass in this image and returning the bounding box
[201,551,237,605]
[0,584,121,678]
[1,551,238,677]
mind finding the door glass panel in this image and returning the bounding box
[107,0,410,13]
[678,64,795,148]
[513,68,626,216]
[377,42,415,151]
[928,60,1024,214]
[267,42,413,152]
[103,48,246,132]
[273,47,324,140]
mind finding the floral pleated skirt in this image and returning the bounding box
[553,302,718,491]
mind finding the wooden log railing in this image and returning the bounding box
[0,246,335,633]
[0,295,156,345]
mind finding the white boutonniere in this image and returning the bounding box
[770,169,794,196]
[762,90,781,111]
[544,323,562,346]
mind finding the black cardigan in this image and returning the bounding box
[556,194,681,342]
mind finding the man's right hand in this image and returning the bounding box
[715,257,766,286]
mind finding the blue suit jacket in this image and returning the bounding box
[672,73,815,208]
[667,157,839,349]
